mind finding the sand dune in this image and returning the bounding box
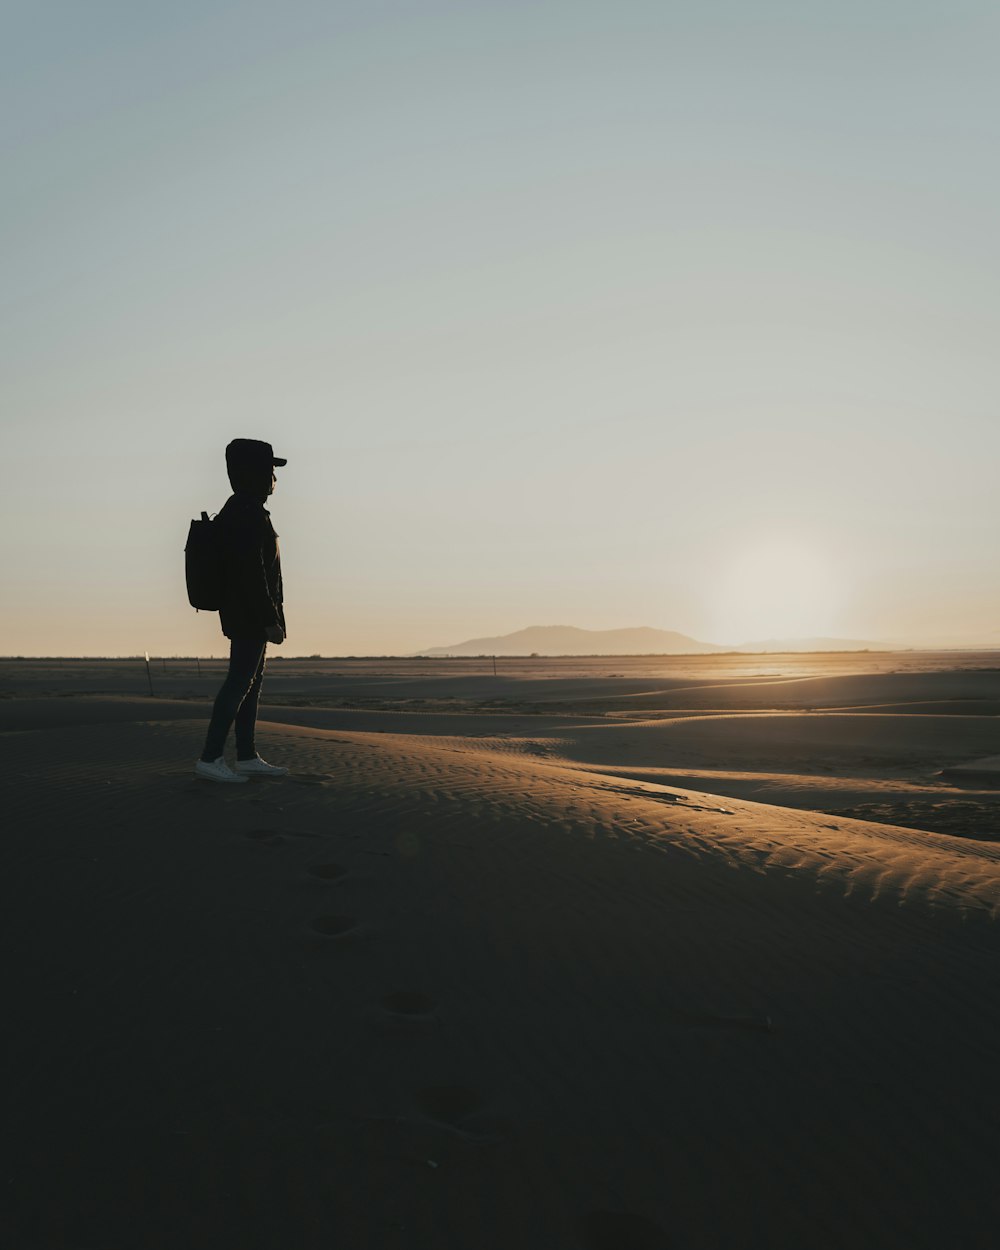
[4,659,1000,1247]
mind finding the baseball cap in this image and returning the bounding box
[226,438,287,468]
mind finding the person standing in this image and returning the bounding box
[195,438,290,783]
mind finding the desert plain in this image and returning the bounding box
[4,650,1000,1249]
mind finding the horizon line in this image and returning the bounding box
[5,646,1000,662]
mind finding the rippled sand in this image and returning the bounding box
[4,653,1000,1247]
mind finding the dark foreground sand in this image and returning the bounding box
[3,656,1000,1248]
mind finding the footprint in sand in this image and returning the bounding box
[679,1009,774,1034]
[580,1211,671,1249]
[382,991,435,1017]
[245,827,318,844]
[245,827,285,844]
[309,914,358,937]
[308,862,348,881]
[416,1084,480,1121]
[413,1085,509,1141]
[373,991,439,1036]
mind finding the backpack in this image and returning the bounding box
[185,511,226,611]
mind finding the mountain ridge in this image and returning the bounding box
[414,624,883,657]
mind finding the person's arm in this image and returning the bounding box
[223,517,282,634]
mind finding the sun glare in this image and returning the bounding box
[711,537,843,645]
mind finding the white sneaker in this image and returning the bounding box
[235,755,289,777]
[195,756,248,784]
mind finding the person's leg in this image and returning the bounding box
[234,643,268,761]
[200,638,267,762]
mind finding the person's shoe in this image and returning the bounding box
[235,755,289,777]
[195,756,248,784]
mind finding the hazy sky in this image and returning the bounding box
[3,1,999,656]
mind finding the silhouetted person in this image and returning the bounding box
[195,439,289,783]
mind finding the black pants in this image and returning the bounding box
[201,637,267,762]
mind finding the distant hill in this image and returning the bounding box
[414,625,729,657]
[415,625,890,657]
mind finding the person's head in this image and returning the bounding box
[225,439,287,501]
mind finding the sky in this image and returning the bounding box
[3,0,999,656]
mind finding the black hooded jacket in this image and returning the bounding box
[215,491,286,641]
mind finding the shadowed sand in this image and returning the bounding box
[3,655,1000,1247]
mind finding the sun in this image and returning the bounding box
[711,536,843,645]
